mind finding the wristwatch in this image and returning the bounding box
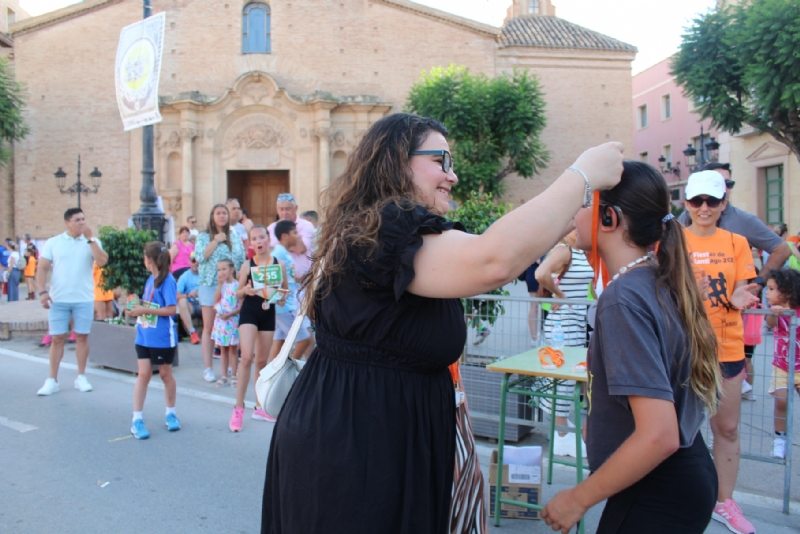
[87,239,95,244]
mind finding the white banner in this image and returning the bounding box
[114,12,166,131]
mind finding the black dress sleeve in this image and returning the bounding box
[349,203,465,301]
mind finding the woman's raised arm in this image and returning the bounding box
[408,143,624,299]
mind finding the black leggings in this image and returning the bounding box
[597,433,717,534]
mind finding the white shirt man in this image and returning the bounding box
[268,193,315,278]
[36,208,108,396]
[227,198,249,249]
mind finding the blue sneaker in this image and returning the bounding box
[165,413,181,432]
[131,419,150,440]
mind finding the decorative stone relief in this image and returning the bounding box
[332,130,345,147]
[207,128,215,139]
[289,112,297,121]
[218,111,227,120]
[299,128,307,138]
[222,114,294,168]
[180,128,202,141]
[160,131,181,149]
[243,82,271,104]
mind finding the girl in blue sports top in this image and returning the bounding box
[128,242,180,440]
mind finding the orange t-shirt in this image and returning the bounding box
[787,236,800,246]
[23,255,36,277]
[684,228,756,363]
[93,263,114,302]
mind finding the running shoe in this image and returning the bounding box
[252,408,276,422]
[165,413,181,432]
[37,378,59,396]
[772,436,787,460]
[74,374,93,392]
[213,346,221,359]
[712,499,755,534]
[39,334,52,347]
[131,419,150,440]
[67,331,76,343]
[473,326,491,345]
[741,380,755,401]
[189,332,201,344]
[203,368,216,383]
[230,407,245,432]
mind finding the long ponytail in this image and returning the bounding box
[600,161,720,413]
[144,241,172,288]
[656,218,720,413]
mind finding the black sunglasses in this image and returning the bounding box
[686,196,725,209]
[410,150,453,173]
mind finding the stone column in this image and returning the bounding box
[314,127,331,199]
[179,128,200,222]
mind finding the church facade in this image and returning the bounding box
[4,0,635,238]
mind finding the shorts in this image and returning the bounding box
[719,359,745,380]
[198,285,216,307]
[769,367,800,393]
[48,301,94,336]
[239,299,276,331]
[597,433,717,533]
[274,312,311,342]
[135,344,176,365]
[182,297,201,317]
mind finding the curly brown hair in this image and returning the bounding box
[302,113,448,318]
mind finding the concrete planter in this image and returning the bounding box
[89,321,179,373]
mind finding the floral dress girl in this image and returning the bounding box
[212,280,240,346]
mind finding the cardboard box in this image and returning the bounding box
[488,447,542,520]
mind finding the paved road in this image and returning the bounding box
[1,335,798,533]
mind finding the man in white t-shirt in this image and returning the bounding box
[227,198,249,250]
[267,193,315,279]
[36,208,109,396]
[186,215,200,239]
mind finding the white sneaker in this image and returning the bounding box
[203,368,216,383]
[772,436,787,459]
[37,378,60,396]
[741,380,755,401]
[552,431,586,458]
[74,374,93,392]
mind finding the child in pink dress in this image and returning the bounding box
[212,258,241,387]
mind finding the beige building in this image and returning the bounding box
[4,0,635,239]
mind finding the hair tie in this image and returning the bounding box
[662,213,675,223]
[161,246,167,251]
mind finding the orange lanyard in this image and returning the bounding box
[539,347,565,368]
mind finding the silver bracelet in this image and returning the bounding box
[567,166,592,208]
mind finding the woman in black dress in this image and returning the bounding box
[261,113,624,534]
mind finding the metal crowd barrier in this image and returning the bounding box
[460,293,795,515]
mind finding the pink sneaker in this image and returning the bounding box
[39,334,52,347]
[712,499,755,534]
[252,408,276,422]
[67,331,76,343]
[229,406,244,432]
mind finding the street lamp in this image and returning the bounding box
[53,154,101,210]
[683,126,720,173]
[131,0,165,241]
[657,155,681,178]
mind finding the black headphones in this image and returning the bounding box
[600,204,623,228]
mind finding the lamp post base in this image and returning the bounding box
[132,210,165,242]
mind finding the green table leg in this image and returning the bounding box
[573,384,585,534]
[547,378,557,485]
[493,373,510,527]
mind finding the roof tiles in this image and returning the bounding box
[500,16,637,53]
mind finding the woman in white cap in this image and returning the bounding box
[682,170,760,534]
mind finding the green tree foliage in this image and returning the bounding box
[447,192,512,326]
[98,226,157,296]
[406,65,549,200]
[0,57,29,165]
[672,0,800,161]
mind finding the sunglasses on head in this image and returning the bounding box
[277,193,296,203]
[686,196,725,209]
[410,150,453,173]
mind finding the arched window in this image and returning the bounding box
[243,3,270,54]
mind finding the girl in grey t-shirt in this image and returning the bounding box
[541,161,721,533]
